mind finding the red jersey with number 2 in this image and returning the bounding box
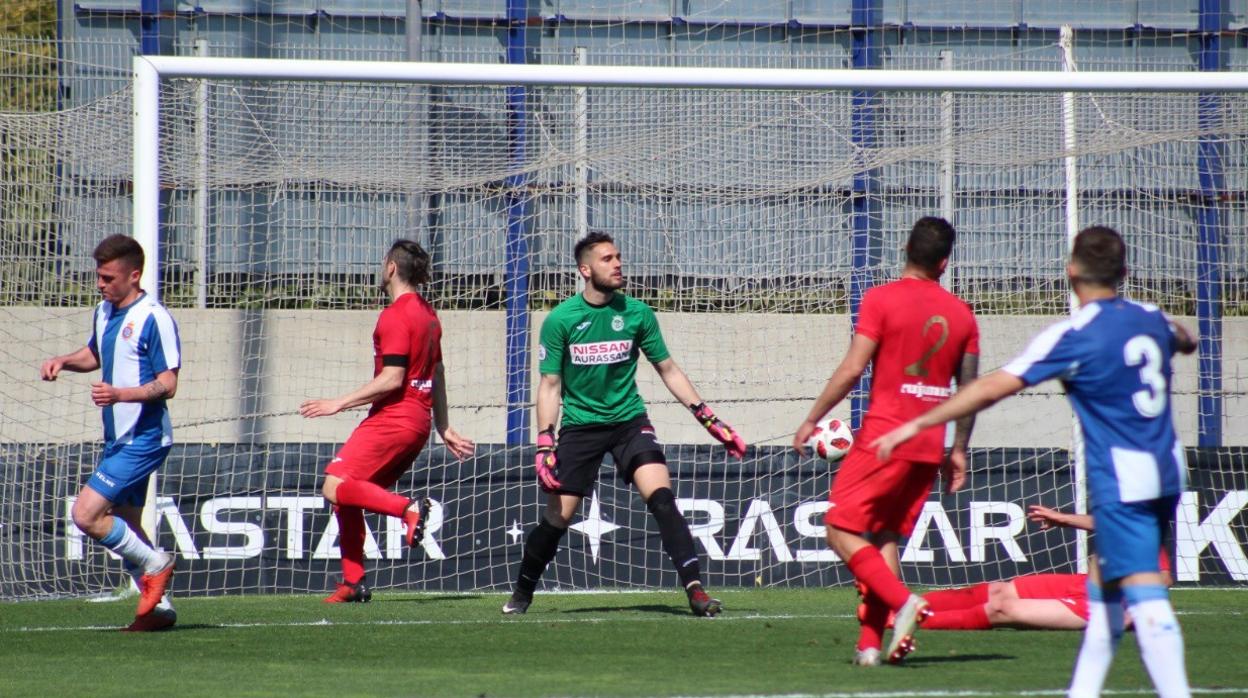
[368,292,442,425]
[855,277,979,464]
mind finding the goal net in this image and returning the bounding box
[2,59,1246,599]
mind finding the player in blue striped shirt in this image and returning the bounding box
[872,226,1194,698]
[41,235,182,631]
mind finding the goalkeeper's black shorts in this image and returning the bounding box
[553,414,667,496]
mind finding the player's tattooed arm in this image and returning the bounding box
[92,368,179,406]
[140,379,170,400]
[951,352,980,452]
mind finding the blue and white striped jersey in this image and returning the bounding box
[1001,297,1186,507]
[87,293,181,447]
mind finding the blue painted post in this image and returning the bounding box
[504,0,533,445]
[1196,0,1225,446]
[140,0,160,55]
[849,0,882,427]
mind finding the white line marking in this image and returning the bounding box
[1,612,839,634]
[668,691,1248,698]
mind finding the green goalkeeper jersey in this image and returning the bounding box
[538,292,671,426]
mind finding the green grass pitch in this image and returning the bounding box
[2,588,1245,697]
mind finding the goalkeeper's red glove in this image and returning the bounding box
[535,427,561,492]
[691,402,746,459]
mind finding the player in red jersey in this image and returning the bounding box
[300,240,475,603]
[792,217,980,666]
[883,505,1172,632]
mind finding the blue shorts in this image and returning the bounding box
[86,440,171,507]
[1090,494,1179,583]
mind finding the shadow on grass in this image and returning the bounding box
[100,623,223,634]
[378,594,482,604]
[903,653,1016,665]
[560,603,694,616]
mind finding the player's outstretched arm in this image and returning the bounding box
[872,370,1025,461]
[652,358,746,458]
[792,333,875,456]
[940,351,980,494]
[300,365,406,418]
[650,356,702,408]
[432,363,475,461]
[1026,504,1094,532]
[40,345,99,381]
[1170,319,1198,355]
[950,352,980,454]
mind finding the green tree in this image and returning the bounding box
[2,2,62,305]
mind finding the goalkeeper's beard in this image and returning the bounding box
[588,271,625,295]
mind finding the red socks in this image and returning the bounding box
[922,583,990,611]
[846,546,913,611]
[334,505,367,585]
[857,594,890,650]
[335,479,409,518]
[920,604,991,630]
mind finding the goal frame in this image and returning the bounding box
[131,54,1245,581]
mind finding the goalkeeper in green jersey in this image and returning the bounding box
[502,231,746,617]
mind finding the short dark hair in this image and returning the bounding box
[905,216,956,271]
[1070,226,1126,287]
[386,239,431,286]
[92,234,144,272]
[574,231,615,265]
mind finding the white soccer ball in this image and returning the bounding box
[805,416,854,462]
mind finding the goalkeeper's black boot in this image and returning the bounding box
[501,590,532,615]
[324,580,372,604]
[687,584,722,618]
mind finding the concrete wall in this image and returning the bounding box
[4,306,1243,447]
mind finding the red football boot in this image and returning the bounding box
[324,580,372,604]
[135,554,175,617]
[123,608,176,632]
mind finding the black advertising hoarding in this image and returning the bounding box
[2,444,1245,598]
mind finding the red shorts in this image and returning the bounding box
[1014,573,1089,621]
[325,415,431,488]
[824,446,940,536]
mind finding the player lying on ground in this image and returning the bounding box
[502,231,745,618]
[41,235,180,632]
[301,240,474,603]
[872,225,1196,697]
[879,505,1171,632]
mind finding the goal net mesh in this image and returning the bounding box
[2,74,1245,598]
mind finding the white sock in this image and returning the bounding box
[99,517,164,573]
[1127,589,1191,698]
[1068,594,1123,698]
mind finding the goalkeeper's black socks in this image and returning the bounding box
[646,487,702,590]
[516,518,566,596]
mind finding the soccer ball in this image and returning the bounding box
[806,416,854,462]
